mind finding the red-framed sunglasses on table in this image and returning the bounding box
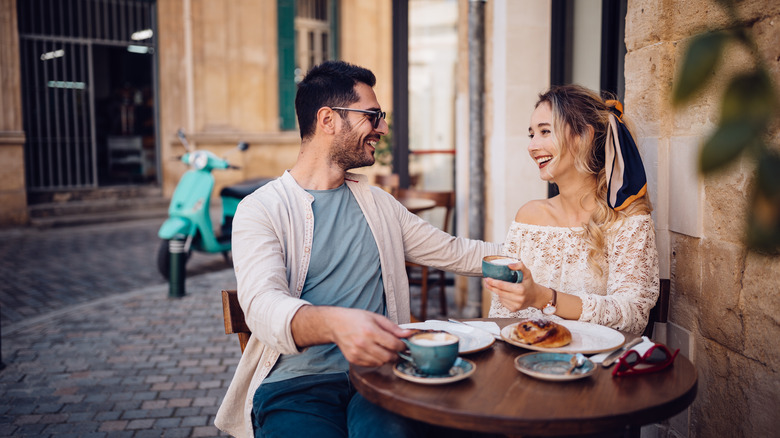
[612,342,680,377]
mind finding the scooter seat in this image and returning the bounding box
[221,177,274,199]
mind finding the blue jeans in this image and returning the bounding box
[252,372,430,438]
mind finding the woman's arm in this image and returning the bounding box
[579,215,660,333]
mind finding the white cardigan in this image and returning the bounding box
[215,171,501,437]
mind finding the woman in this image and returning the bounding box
[485,85,659,334]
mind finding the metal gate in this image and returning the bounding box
[17,0,157,191]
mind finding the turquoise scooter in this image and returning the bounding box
[157,129,271,297]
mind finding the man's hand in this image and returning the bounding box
[291,306,413,367]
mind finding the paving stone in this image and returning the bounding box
[94,411,122,422]
[180,415,209,427]
[104,431,134,438]
[133,430,166,438]
[99,420,129,432]
[160,427,194,438]
[126,418,155,430]
[153,417,182,429]
[192,425,222,437]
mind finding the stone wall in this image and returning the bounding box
[624,0,780,436]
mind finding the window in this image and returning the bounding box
[278,0,338,131]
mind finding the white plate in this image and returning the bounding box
[501,320,625,354]
[514,352,597,381]
[400,321,496,354]
[393,357,476,385]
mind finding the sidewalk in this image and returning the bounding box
[0,217,457,437]
[1,268,238,437]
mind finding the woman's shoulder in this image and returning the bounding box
[514,198,557,225]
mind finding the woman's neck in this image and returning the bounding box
[554,175,598,226]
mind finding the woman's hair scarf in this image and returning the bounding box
[604,100,647,211]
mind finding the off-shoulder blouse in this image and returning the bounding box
[488,214,659,334]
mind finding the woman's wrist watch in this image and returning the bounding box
[542,287,558,315]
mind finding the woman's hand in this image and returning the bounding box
[483,261,547,312]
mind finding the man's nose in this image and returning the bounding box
[375,118,389,135]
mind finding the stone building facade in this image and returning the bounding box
[0,0,392,226]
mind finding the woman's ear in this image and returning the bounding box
[316,107,337,136]
[586,125,595,143]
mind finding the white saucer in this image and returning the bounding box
[393,357,476,385]
[400,321,495,354]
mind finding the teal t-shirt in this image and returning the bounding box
[263,183,385,383]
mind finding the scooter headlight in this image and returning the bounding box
[191,151,209,170]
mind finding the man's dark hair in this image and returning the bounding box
[295,60,376,139]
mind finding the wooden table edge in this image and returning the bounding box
[350,319,699,436]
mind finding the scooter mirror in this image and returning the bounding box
[177,128,194,152]
[237,142,249,152]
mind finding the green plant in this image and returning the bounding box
[672,0,780,254]
[374,113,393,167]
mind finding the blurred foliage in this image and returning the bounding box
[672,0,780,254]
[375,113,393,167]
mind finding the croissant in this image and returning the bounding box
[512,318,572,348]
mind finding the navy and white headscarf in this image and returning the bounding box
[604,100,647,211]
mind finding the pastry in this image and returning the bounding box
[512,318,572,348]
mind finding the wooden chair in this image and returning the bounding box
[221,289,251,353]
[643,278,670,339]
[374,173,400,197]
[397,188,456,321]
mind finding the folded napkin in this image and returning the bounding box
[590,336,651,364]
[462,321,501,339]
[422,320,502,339]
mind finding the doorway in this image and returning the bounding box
[17,0,158,194]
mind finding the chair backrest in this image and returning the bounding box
[374,173,400,197]
[643,279,670,338]
[396,188,455,233]
[221,289,251,353]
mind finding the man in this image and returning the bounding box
[215,60,500,438]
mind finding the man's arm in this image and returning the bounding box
[291,305,412,367]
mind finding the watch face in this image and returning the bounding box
[542,305,556,315]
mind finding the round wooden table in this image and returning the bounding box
[350,319,697,437]
[399,197,437,214]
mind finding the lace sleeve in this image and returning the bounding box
[579,216,660,334]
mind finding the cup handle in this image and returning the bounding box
[398,338,413,363]
[512,271,524,283]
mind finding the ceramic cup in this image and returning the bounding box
[482,255,523,283]
[399,331,459,375]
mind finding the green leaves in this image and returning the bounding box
[699,71,775,173]
[672,3,780,253]
[672,31,729,105]
[746,151,780,254]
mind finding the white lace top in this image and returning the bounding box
[489,214,659,334]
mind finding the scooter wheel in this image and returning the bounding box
[157,240,191,280]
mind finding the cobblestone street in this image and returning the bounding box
[0,217,453,437]
[1,218,237,437]
[0,218,232,328]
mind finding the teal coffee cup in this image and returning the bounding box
[399,331,459,375]
[482,255,523,283]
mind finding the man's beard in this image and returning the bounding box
[330,120,376,171]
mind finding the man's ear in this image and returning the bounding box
[317,107,337,136]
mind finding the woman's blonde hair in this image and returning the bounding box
[536,85,652,276]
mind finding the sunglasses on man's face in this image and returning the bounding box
[331,107,386,130]
[612,343,679,377]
